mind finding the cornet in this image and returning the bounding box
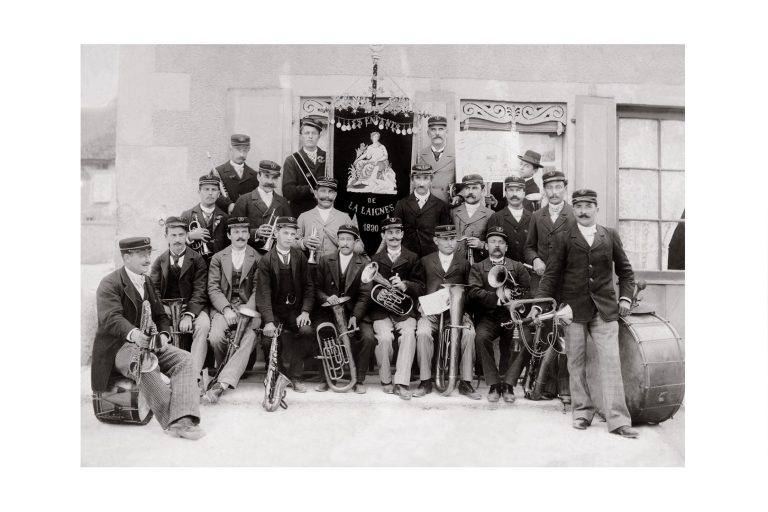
[307,226,318,264]
[260,211,278,251]
[360,262,414,316]
[188,213,211,256]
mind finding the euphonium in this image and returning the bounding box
[188,213,211,255]
[488,264,525,305]
[263,323,290,412]
[435,284,468,396]
[162,298,185,348]
[129,301,161,383]
[315,297,358,392]
[207,306,256,391]
[360,262,414,316]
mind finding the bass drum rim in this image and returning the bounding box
[92,379,154,426]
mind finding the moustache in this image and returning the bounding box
[577,214,590,218]
[235,237,247,242]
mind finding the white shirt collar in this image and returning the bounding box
[465,201,480,217]
[490,257,505,266]
[276,246,290,257]
[339,251,353,270]
[316,206,331,222]
[230,160,244,170]
[258,187,273,207]
[508,205,524,220]
[387,247,401,260]
[199,203,215,215]
[438,251,454,269]
[124,267,146,297]
[304,147,317,157]
[415,190,430,202]
[548,201,564,214]
[577,224,597,236]
[431,145,445,154]
[231,245,246,268]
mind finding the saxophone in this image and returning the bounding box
[128,301,161,384]
[262,323,290,411]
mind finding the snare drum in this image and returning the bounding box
[92,377,153,425]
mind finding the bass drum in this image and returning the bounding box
[92,377,153,426]
[587,311,684,425]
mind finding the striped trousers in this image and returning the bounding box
[114,342,200,429]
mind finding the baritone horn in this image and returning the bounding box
[435,284,468,396]
[360,262,414,316]
[315,297,358,392]
[488,264,525,305]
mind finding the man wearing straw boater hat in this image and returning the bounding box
[416,115,455,203]
[529,189,638,439]
[518,149,545,212]
[283,117,327,218]
[215,134,259,214]
[92,236,204,440]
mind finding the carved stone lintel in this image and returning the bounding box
[461,101,567,133]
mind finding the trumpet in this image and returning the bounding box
[360,262,414,316]
[188,213,211,256]
[315,297,358,392]
[263,323,290,412]
[435,284,468,396]
[207,306,257,391]
[488,264,525,304]
[162,298,185,349]
[307,226,318,264]
[260,211,278,251]
[206,151,228,199]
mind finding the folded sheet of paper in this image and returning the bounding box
[418,288,451,316]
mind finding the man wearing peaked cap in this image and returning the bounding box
[182,172,230,265]
[390,163,451,258]
[313,223,376,393]
[518,149,545,212]
[204,215,263,404]
[149,217,211,393]
[214,134,259,214]
[283,117,327,218]
[467,226,534,404]
[231,160,293,252]
[411,224,480,400]
[91,236,205,440]
[531,188,639,439]
[416,115,455,203]
[486,175,532,263]
[296,175,359,261]
[451,173,493,264]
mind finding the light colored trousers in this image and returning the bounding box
[373,317,417,386]
[114,342,200,429]
[416,313,475,381]
[565,314,631,431]
[163,305,210,381]
[208,310,261,389]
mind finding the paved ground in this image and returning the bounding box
[81,367,684,466]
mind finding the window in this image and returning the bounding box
[617,108,685,273]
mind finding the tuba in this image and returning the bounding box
[488,264,526,305]
[188,213,211,256]
[315,297,358,392]
[360,262,414,316]
[262,323,290,412]
[434,284,469,396]
[207,306,257,391]
[129,301,162,383]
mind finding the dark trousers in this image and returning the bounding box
[315,310,375,383]
[475,313,532,387]
[271,309,314,381]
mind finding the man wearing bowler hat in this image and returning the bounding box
[215,134,259,214]
[283,117,327,218]
[232,160,293,251]
[451,173,493,264]
[529,189,638,439]
[391,163,451,258]
[518,149,545,212]
[205,217,263,404]
[487,176,532,264]
[91,237,204,439]
[416,115,455,203]
[183,171,230,266]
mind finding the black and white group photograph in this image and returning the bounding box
[7,2,768,511]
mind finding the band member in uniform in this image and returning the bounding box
[255,216,315,393]
[283,118,326,217]
[518,149,544,212]
[92,237,204,439]
[416,115,454,203]
[468,227,532,403]
[371,217,421,400]
[392,163,451,258]
[215,134,259,214]
[486,176,531,263]
[296,176,358,261]
[524,170,575,402]
[451,173,492,264]
[204,217,262,404]
[314,224,375,393]
[529,189,638,439]
[149,217,211,390]
[412,225,480,400]
[231,160,292,251]
[183,172,229,266]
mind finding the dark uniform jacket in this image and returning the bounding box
[282,147,326,218]
[524,202,576,293]
[314,251,372,321]
[523,178,542,212]
[91,268,171,392]
[393,192,451,258]
[536,224,635,323]
[149,248,209,317]
[468,257,531,320]
[487,207,532,263]
[215,161,259,213]
[181,203,229,260]
[206,245,260,314]
[231,190,292,251]
[368,247,422,322]
[255,246,315,326]
[412,252,471,296]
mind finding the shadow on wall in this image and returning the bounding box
[82,263,115,365]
